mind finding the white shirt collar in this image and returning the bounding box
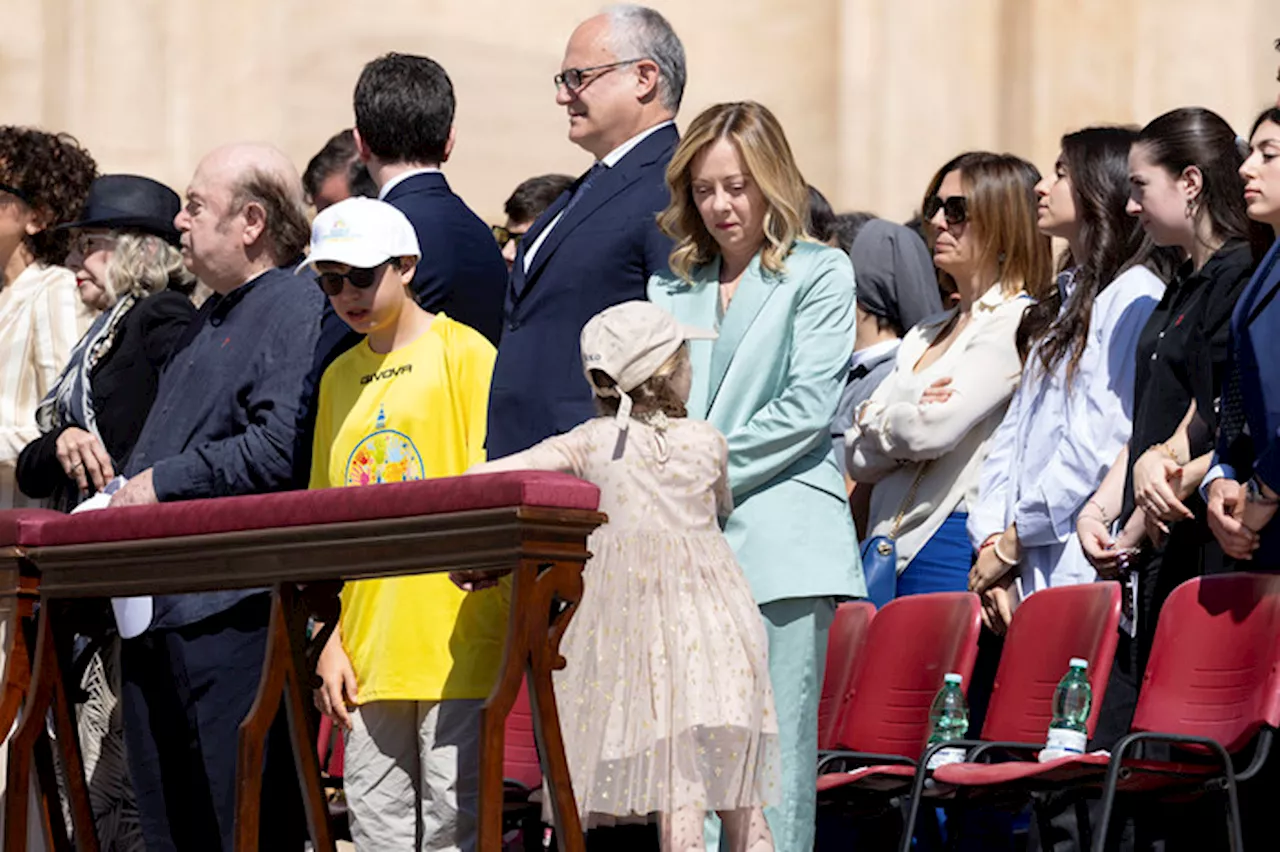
[977,281,1025,311]
[850,338,900,372]
[377,166,442,200]
[599,120,674,169]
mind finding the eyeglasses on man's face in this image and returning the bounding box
[553,58,649,92]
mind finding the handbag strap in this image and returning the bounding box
[889,462,929,540]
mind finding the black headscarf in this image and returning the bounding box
[849,219,943,335]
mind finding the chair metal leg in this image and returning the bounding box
[897,752,936,852]
[1091,742,1129,852]
[1224,775,1243,852]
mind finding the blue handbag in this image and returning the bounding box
[859,463,927,608]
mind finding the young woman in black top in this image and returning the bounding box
[17,175,196,511]
[1042,108,1264,852]
[1078,109,1264,750]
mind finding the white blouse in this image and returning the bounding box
[846,284,1029,574]
[968,266,1165,599]
[0,263,94,509]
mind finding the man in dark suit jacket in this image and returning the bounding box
[353,53,507,345]
[486,6,687,458]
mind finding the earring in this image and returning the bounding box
[997,251,1007,265]
[1185,197,1197,218]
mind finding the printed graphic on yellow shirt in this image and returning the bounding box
[345,406,424,486]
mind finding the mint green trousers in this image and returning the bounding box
[707,596,835,852]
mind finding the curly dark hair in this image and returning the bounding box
[0,127,97,265]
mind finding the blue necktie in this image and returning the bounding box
[560,162,607,220]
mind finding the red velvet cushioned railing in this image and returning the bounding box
[0,472,600,549]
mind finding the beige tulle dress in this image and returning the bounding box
[483,414,780,823]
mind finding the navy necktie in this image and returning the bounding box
[560,162,607,220]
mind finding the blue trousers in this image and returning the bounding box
[897,512,972,597]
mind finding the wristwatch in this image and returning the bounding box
[1246,476,1280,506]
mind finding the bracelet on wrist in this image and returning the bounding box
[979,535,999,552]
[1152,442,1184,466]
[993,539,1020,568]
[1081,499,1111,524]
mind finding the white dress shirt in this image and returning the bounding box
[522,120,675,272]
[845,284,1029,574]
[849,338,901,374]
[968,266,1165,597]
[377,166,441,200]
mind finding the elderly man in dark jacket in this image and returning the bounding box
[110,142,334,852]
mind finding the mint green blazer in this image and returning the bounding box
[649,241,866,605]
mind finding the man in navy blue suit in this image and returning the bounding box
[486,5,686,458]
[353,53,507,345]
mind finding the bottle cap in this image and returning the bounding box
[1069,658,1088,669]
[944,672,963,685]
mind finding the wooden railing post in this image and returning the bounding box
[5,601,98,852]
[233,584,335,852]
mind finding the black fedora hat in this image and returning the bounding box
[59,174,182,245]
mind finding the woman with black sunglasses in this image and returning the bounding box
[845,152,1053,604]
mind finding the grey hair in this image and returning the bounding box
[604,4,686,113]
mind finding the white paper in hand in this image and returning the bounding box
[70,477,154,639]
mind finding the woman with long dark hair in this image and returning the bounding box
[967,127,1174,628]
[1077,107,1263,754]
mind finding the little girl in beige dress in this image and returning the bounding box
[469,301,779,851]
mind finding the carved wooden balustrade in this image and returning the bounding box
[0,472,604,851]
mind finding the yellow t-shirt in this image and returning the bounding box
[309,314,507,702]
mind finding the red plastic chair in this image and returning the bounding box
[503,680,545,846]
[316,715,346,780]
[816,592,981,801]
[818,602,876,751]
[504,680,541,791]
[894,581,1121,851]
[933,573,1280,852]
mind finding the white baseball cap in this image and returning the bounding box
[296,196,420,273]
[580,301,716,428]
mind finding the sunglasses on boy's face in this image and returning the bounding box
[491,224,525,250]
[315,262,387,297]
[923,195,969,226]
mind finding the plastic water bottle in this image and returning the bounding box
[1039,657,1092,762]
[925,672,969,769]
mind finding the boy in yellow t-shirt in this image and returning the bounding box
[302,197,505,851]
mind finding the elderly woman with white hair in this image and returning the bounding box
[16,174,196,852]
[18,174,196,509]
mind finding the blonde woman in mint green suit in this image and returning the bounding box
[649,101,863,852]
